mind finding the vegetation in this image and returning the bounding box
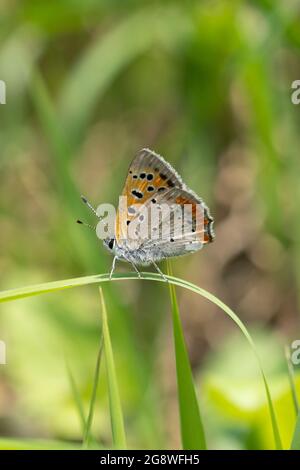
[0,0,299,449]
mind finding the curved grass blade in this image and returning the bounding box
[99,287,126,449]
[0,271,281,448]
[167,262,206,449]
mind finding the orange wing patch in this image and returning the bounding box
[116,167,177,243]
[174,196,214,245]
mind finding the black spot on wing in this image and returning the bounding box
[131,189,143,199]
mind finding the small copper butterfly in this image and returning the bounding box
[78,148,214,280]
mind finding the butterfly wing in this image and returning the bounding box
[115,148,214,259]
[140,186,214,260]
[115,148,184,244]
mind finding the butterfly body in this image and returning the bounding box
[103,235,203,266]
[80,148,214,279]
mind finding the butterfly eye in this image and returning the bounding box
[108,239,114,250]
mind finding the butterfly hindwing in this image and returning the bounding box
[139,187,214,260]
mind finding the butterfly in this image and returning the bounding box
[77,148,214,280]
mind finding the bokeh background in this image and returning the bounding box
[0,0,300,450]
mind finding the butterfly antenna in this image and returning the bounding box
[76,219,96,230]
[80,195,99,218]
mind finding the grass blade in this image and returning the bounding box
[65,356,87,435]
[0,438,80,450]
[99,287,126,449]
[59,6,190,147]
[167,262,206,450]
[65,354,101,448]
[285,345,300,450]
[0,271,281,448]
[285,345,299,417]
[83,334,104,448]
[291,413,300,450]
[31,72,106,273]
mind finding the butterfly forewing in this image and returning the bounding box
[115,148,184,243]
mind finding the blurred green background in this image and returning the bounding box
[0,0,300,450]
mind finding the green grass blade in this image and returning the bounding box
[99,287,127,449]
[285,345,300,450]
[65,355,100,448]
[59,6,189,147]
[31,72,73,173]
[31,72,106,273]
[167,262,206,450]
[0,438,80,450]
[261,374,282,449]
[0,271,281,448]
[65,356,87,435]
[291,412,300,450]
[83,334,104,448]
[285,345,299,416]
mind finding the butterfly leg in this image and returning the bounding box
[109,256,117,280]
[152,261,168,283]
[130,262,142,279]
